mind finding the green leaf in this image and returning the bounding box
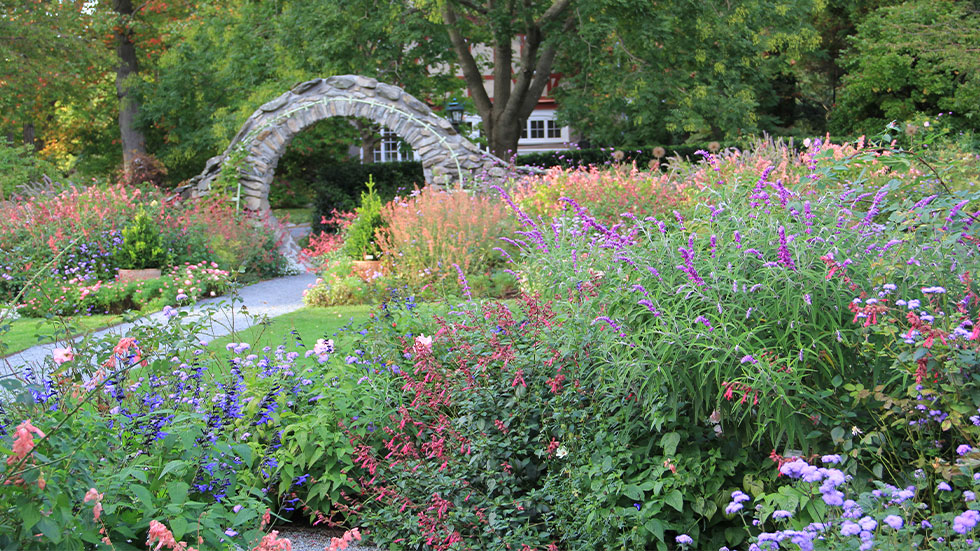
[644,518,666,541]
[21,504,41,530]
[661,432,680,456]
[167,481,189,505]
[36,518,61,543]
[132,484,155,510]
[665,489,684,512]
[171,516,188,540]
[159,459,187,480]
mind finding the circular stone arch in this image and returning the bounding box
[184,75,503,211]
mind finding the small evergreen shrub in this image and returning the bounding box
[312,161,422,234]
[117,207,166,270]
[341,177,385,260]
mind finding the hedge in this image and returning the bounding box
[311,161,423,234]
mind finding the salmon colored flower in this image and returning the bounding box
[84,488,104,521]
[7,420,44,465]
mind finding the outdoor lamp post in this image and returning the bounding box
[446,99,464,133]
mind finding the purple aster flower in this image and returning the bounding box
[780,459,809,478]
[938,481,953,492]
[922,286,946,294]
[965,491,976,502]
[840,521,861,536]
[675,534,694,546]
[883,515,903,530]
[821,454,841,465]
[958,444,973,456]
[726,502,743,514]
[773,510,793,519]
[731,490,751,503]
[954,510,980,534]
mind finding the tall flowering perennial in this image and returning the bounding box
[3,420,46,488]
[343,293,601,550]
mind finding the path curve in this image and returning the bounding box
[0,273,316,376]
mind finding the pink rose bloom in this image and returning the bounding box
[53,347,74,365]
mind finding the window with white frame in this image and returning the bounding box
[519,114,566,143]
[372,128,418,162]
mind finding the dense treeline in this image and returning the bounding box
[2,0,978,187]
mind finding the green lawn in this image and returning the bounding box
[272,208,313,225]
[208,305,375,352]
[0,314,124,357]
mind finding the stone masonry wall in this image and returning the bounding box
[181,75,509,211]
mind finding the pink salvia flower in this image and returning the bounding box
[84,488,104,521]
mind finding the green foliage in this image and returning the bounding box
[516,142,741,169]
[0,139,63,201]
[15,262,232,317]
[312,161,423,234]
[340,177,386,260]
[555,0,823,145]
[117,207,166,270]
[0,300,369,549]
[138,0,461,184]
[832,0,980,136]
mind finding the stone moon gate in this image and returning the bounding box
[183,75,506,211]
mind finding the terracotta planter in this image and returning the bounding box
[350,260,384,281]
[117,268,162,284]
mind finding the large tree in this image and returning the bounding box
[553,0,821,145]
[439,0,574,158]
[830,0,980,135]
[0,0,106,150]
[139,0,462,181]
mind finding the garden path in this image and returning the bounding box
[0,272,316,377]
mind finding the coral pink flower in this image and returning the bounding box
[146,520,198,550]
[7,420,45,465]
[84,488,104,521]
[325,528,362,551]
[251,530,292,551]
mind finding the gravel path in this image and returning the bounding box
[275,527,382,551]
[0,272,316,377]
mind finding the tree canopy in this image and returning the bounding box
[4,0,979,184]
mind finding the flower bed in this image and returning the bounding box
[2,129,980,550]
[0,183,289,318]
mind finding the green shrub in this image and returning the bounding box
[0,138,62,201]
[516,143,739,169]
[311,161,422,234]
[117,207,166,270]
[341,177,385,260]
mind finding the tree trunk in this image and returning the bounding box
[442,1,572,160]
[22,123,36,149]
[113,0,146,174]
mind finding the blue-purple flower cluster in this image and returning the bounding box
[727,455,980,551]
